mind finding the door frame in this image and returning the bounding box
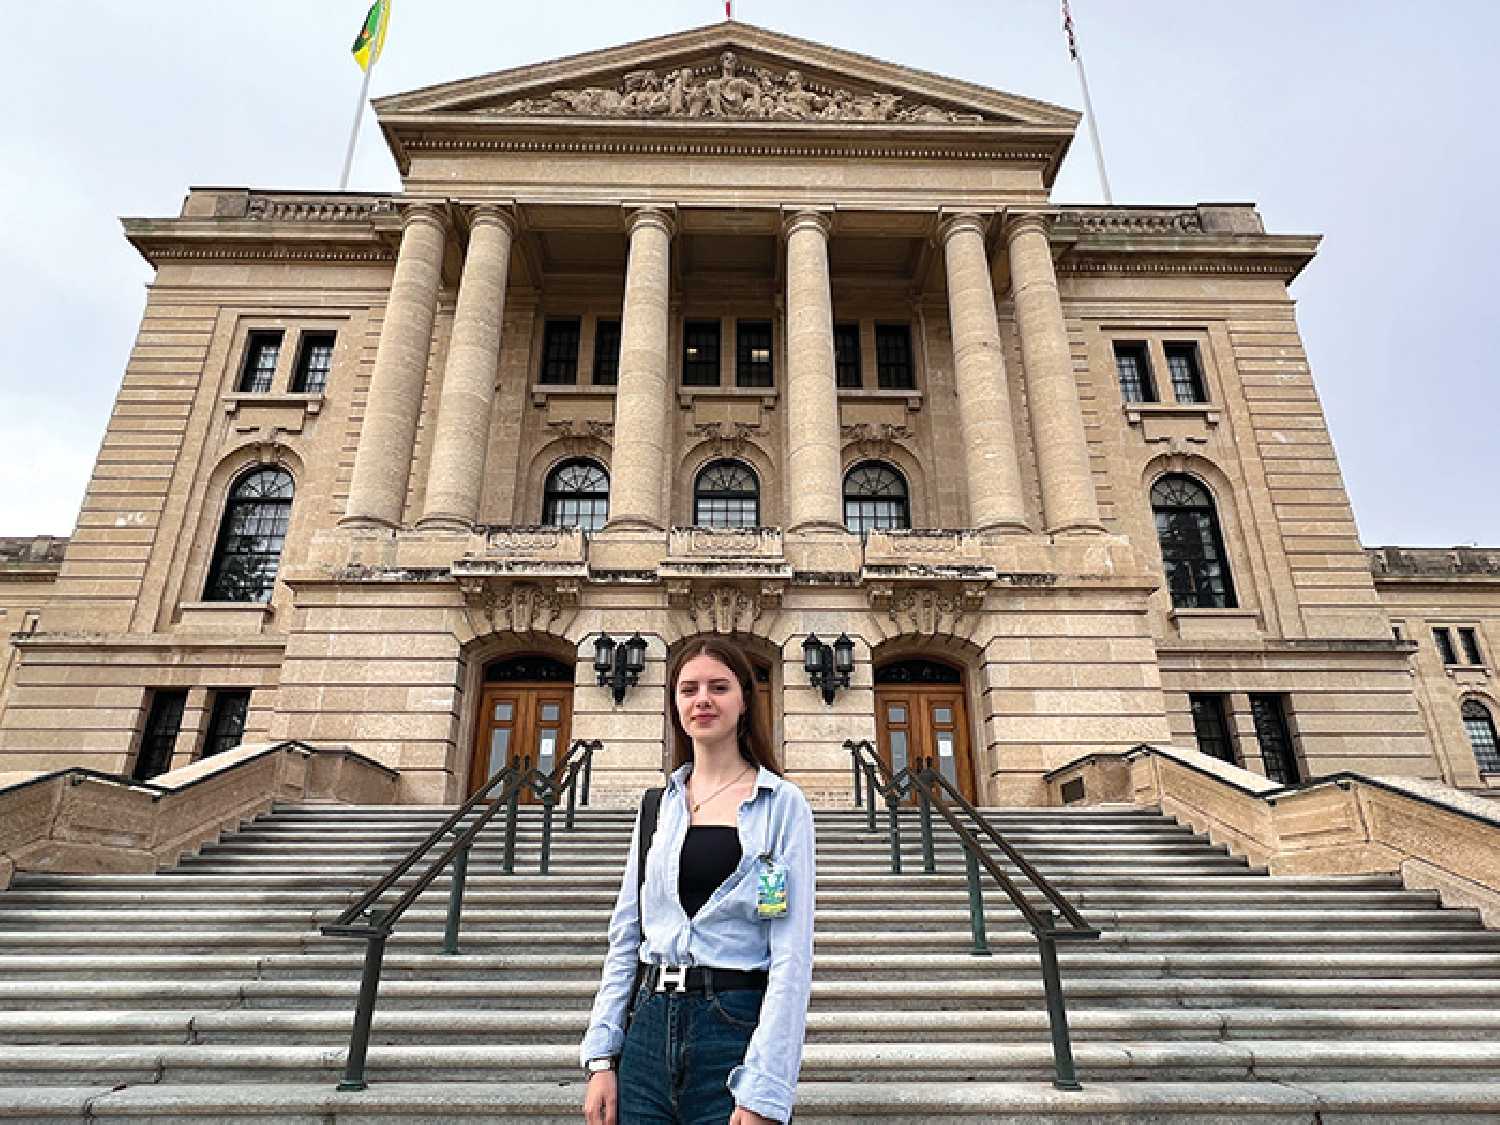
[872,658,977,805]
[467,680,574,802]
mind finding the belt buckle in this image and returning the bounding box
[655,964,689,993]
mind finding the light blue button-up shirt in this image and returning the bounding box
[579,761,817,1122]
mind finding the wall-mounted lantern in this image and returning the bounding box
[594,633,648,705]
[802,632,855,705]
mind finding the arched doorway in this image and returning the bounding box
[469,655,574,802]
[873,658,975,805]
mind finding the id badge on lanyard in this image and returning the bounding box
[756,851,788,919]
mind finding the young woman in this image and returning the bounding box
[580,637,817,1125]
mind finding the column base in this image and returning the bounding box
[1046,521,1109,537]
[787,520,849,537]
[601,516,666,534]
[975,520,1033,537]
[337,515,398,531]
[414,514,474,534]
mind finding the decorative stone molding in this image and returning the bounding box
[1061,209,1203,236]
[1057,257,1308,280]
[460,580,570,634]
[868,582,985,636]
[665,580,779,634]
[141,245,394,263]
[403,137,1051,162]
[840,422,914,460]
[668,526,785,560]
[487,51,987,124]
[545,418,614,445]
[453,525,588,583]
[246,195,396,222]
[690,420,759,459]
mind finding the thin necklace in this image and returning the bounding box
[690,764,752,814]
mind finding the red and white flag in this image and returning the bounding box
[1062,0,1078,60]
[726,1,733,18]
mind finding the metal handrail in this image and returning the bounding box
[321,737,601,1090]
[843,738,1100,1090]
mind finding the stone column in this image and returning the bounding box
[605,207,675,532]
[342,202,448,529]
[1006,213,1103,534]
[783,210,844,534]
[939,213,1029,533]
[417,205,518,531]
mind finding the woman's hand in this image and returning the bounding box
[730,1108,779,1125]
[582,1069,617,1125]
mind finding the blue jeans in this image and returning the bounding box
[617,976,767,1124]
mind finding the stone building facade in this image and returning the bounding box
[2,24,1496,804]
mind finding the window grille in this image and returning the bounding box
[875,324,914,390]
[1113,342,1155,403]
[1150,475,1237,609]
[1463,699,1500,773]
[1434,627,1459,665]
[736,321,773,388]
[543,459,609,531]
[1189,693,1236,765]
[843,462,910,534]
[682,321,721,386]
[1165,342,1208,403]
[291,332,335,393]
[204,468,293,603]
[238,332,282,394]
[694,460,759,527]
[540,320,581,385]
[202,691,251,759]
[132,690,187,782]
[1459,627,1485,666]
[1249,694,1301,785]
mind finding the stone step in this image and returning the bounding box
[3,949,1496,983]
[13,1078,1500,1124]
[8,1005,1500,1046]
[6,977,1500,1013]
[5,1038,1500,1087]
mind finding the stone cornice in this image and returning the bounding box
[123,215,395,268]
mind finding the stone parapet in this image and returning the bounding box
[1368,545,1500,581]
[1046,744,1500,926]
[0,742,397,888]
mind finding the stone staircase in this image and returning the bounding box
[2,802,1500,1121]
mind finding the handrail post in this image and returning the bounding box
[919,777,936,874]
[565,758,579,830]
[863,760,878,833]
[337,922,389,1092]
[442,843,470,955]
[503,765,522,875]
[964,849,990,956]
[539,789,557,875]
[886,786,902,875]
[582,744,593,805]
[848,741,863,808]
[1036,908,1081,1090]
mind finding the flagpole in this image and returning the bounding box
[339,60,375,191]
[1062,2,1113,204]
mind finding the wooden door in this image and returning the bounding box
[469,684,573,802]
[874,686,975,805]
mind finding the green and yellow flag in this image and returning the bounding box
[351,0,391,72]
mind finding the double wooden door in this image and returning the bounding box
[468,684,572,802]
[873,686,975,805]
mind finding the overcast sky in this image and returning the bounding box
[3,1,1495,545]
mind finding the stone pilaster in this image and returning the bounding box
[604,207,675,532]
[782,209,844,535]
[1006,213,1104,535]
[417,205,519,531]
[342,201,448,529]
[939,213,1029,533]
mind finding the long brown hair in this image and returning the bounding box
[666,637,783,776]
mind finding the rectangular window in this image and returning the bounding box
[682,320,721,386]
[875,324,914,390]
[1434,627,1460,665]
[1249,693,1301,785]
[735,321,774,388]
[201,690,251,759]
[1391,622,1405,642]
[540,319,581,385]
[1113,341,1155,403]
[238,331,282,394]
[291,332,336,393]
[1164,342,1208,403]
[834,323,862,388]
[132,689,187,782]
[1459,627,1485,666]
[1189,693,1236,765]
[592,319,621,386]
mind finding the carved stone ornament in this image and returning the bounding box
[544,418,614,457]
[460,579,568,634]
[666,581,769,635]
[488,51,986,124]
[877,584,984,636]
[691,420,758,460]
[841,422,914,460]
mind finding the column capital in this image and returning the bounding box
[623,205,677,239]
[466,202,519,236]
[780,207,834,240]
[1004,211,1054,244]
[401,199,450,232]
[937,210,993,246]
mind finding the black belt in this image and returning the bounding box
[635,963,769,994]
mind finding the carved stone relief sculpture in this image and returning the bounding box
[488,52,987,124]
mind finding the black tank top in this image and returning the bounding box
[678,826,742,918]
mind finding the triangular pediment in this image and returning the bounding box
[375,22,1078,130]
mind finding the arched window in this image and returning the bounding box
[694,460,759,527]
[844,462,910,534]
[204,467,294,603]
[1150,474,1236,609]
[1463,699,1500,773]
[543,459,609,531]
